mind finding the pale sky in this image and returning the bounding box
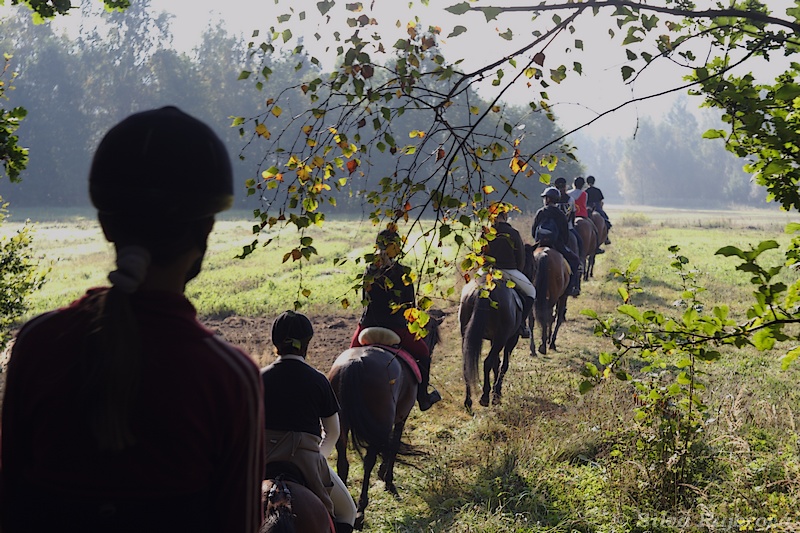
[6,0,794,139]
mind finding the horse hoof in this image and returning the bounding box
[479,395,490,407]
[538,344,546,355]
[354,513,365,530]
[492,394,502,406]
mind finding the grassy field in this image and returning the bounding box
[2,205,800,532]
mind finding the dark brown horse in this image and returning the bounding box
[328,314,442,530]
[459,247,535,410]
[531,246,570,355]
[575,216,598,281]
[587,207,608,278]
[261,462,334,533]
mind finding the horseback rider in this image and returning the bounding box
[349,228,442,411]
[569,176,602,254]
[585,175,612,245]
[555,177,585,263]
[0,107,265,533]
[483,202,536,338]
[262,310,357,533]
[532,187,582,297]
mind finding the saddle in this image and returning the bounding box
[467,274,524,312]
[358,327,422,383]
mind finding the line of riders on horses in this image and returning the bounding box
[0,107,613,533]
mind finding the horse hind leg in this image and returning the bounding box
[549,297,568,351]
[354,447,379,530]
[379,420,406,497]
[336,423,350,486]
[480,348,500,407]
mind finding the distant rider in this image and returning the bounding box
[554,177,584,263]
[532,187,581,297]
[568,176,602,254]
[585,175,612,245]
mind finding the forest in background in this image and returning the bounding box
[0,0,763,214]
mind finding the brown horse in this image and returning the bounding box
[261,462,334,533]
[531,246,570,355]
[328,314,442,530]
[459,246,535,410]
[587,207,608,278]
[574,216,598,281]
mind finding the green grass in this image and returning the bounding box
[3,205,800,532]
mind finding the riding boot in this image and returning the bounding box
[416,356,441,411]
[519,296,534,338]
[334,522,354,533]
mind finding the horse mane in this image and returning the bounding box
[261,479,296,533]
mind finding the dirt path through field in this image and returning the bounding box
[204,314,362,371]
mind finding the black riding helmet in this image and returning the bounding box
[89,106,233,221]
[272,310,314,354]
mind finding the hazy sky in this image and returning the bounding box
[9,0,794,138]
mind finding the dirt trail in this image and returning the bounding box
[204,314,361,371]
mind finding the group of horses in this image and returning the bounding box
[261,209,608,532]
[461,208,608,411]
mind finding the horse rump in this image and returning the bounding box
[332,349,393,454]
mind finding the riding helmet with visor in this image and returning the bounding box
[541,186,560,200]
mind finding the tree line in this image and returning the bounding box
[0,0,583,214]
[0,0,764,214]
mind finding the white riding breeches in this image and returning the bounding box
[329,464,357,526]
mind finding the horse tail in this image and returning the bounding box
[335,353,391,454]
[462,291,489,387]
[534,251,550,323]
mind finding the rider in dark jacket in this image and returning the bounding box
[484,205,536,338]
[349,229,441,411]
[531,187,581,297]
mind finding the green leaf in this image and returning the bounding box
[448,25,468,38]
[445,2,470,15]
[702,129,725,139]
[579,380,595,394]
[753,328,776,351]
[775,83,800,101]
[481,6,502,21]
[781,347,800,370]
[621,66,635,81]
[716,245,745,258]
[618,304,642,321]
[580,309,598,319]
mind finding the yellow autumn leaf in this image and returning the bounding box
[271,106,282,117]
[483,185,495,194]
[255,123,270,139]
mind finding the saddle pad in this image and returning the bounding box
[359,326,401,346]
[367,344,422,383]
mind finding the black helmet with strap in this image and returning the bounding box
[89,106,233,222]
